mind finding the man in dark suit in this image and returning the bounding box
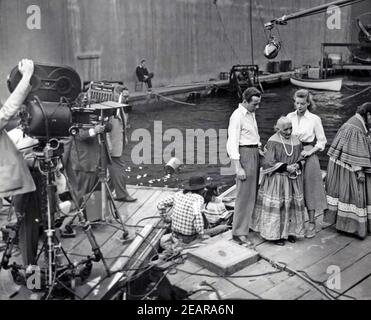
[68,124,109,204]
[136,59,154,90]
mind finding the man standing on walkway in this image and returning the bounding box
[227,87,262,247]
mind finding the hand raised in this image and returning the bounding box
[18,59,34,78]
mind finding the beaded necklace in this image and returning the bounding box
[279,133,294,156]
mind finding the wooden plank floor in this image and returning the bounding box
[2,184,371,300]
[166,187,371,301]
[0,186,177,300]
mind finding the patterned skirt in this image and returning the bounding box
[251,173,306,241]
[324,157,371,238]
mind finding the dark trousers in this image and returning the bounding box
[232,147,260,237]
[143,73,154,88]
[108,153,130,199]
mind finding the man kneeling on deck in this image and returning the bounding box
[157,176,210,245]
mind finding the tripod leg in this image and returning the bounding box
[61,176,100,237]
[60,165,111,276]
[82,222,111,277]
[104,182,129,240]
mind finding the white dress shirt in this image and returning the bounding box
[287,110,327,151]
[227,104,261,160]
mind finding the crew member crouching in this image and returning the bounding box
[157,176,209,245]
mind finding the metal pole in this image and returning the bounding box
[250,0,255,66]
[320,44,325,79]
[265,0,366,28]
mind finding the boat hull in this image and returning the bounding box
[290,77,343,91]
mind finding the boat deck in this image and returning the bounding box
[0,186,177,300]
[166,187,371,300]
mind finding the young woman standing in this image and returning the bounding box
[287,89,328,238]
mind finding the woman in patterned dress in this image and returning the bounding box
[324,103,371,238]
[251,117,306,246]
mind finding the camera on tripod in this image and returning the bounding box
[3,63,124,298]
[7,63,119,142]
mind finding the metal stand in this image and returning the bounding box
[82,122,129,239]
[0,141,112,298]
[64,108,129,240]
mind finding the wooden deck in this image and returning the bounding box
[2,184,370,300]
[166,187,371,300]
[0,186,177,300]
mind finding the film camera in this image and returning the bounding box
[7,63,117,141]
[2,64,119,296]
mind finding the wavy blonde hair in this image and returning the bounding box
[293,89,316,112]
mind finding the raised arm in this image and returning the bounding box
[0,59,34,131]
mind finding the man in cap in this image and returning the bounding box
[157,176,208,244]
[227,87,263,247]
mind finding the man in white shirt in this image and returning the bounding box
[227,87,263,247]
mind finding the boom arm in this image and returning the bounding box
[265,0,366,30]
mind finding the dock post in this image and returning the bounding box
[320,43,325,79]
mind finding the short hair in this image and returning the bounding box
[140,59,146,64]
[242,87,261,103]
[357,102,371,117]
[293,89,316,112]
[274,116,292,132]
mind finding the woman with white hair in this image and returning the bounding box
[251,116,306,246]
[287,89,328,238]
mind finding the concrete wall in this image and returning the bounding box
[0,0,362,101]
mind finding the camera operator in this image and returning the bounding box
[68,122,111,207]
[0,59,35,198]
[0,59,40,266]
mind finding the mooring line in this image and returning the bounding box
[152,92,197,106]
[342,85,371,101]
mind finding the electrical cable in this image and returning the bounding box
[175,267,283,279]
[296,270,357,300]
[223,277,264,300]
[259,253,335,300]
[199,281,223,300]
